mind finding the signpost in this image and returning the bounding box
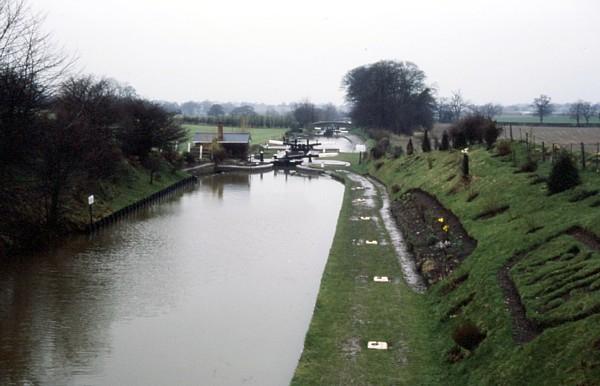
[88,195,94,228]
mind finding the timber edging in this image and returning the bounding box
[86,176,198,234]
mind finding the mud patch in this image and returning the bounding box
[390,189,477,286]
[341,337,362,360]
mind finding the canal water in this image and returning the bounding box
[0,171,345,386]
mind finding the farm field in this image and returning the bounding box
[424,124,600,153]
[494,114,600,125]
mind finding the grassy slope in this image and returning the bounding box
[371,144,600,384]
[64,160,188,227]
[292,173,439,385]
[181,124,287,147]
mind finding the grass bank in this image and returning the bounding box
[292,172,440,385]
[63,160,189,230]
[370,143,600,384]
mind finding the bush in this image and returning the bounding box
[450,114,497,148]
[496,140,512,156]
[391,145,404,159]
[422,130,432,152]
[547,152,580,194]
[519,156,538,172]
[483,124,501,149]
[370,137,390,160]
[452,321,486,351]
[406,138,414,155]
[440,131,450,151]
[183,151,195,164]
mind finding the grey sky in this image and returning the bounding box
[31,0,600,105]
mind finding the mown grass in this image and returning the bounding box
[181,124,287,147]
[370,143,600,384]
[292,173,440,385]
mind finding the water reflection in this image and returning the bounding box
[0,171,344,386]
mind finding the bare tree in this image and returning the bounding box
[532,94,553,123]
[568,100,589,127]
[449,91,468,122]
[475,103,503,120]
[581,101,593,125]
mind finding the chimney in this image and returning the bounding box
[217,122,224,141]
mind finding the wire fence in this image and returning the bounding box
[500,124,600,171]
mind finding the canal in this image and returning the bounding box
[0,171,345,385]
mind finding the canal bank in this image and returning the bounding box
[0,171,345,386]
[292,171,440,385]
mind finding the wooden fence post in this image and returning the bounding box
[519,127,522,142]
[509,124,513,142]
[581,142,586,169]
[542,142,545,162]
[597,143,599,171]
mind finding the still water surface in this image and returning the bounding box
[0,171,344,385]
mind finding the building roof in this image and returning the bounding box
[192,132,251,144]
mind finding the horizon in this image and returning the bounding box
[31,0,600,106]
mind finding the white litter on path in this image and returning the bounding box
[365,240,379,245]
[367,341,388,350]
[373,276,390,283]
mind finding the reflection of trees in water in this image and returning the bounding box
[202,173,250,198]
[0,238,118,384]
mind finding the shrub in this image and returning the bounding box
[450,114,497,148]
[391,184,401,194]
[391,145,404,159]
[370,137,390,160]
[440,131,450,151]
[183,151,195,164]
[452,321,486,351]
[406,138,414,155]
[519,156,538,172]
[483,124,501,149]
[547,152,580,194]
[496,140,512,156]
[422,130,432,152]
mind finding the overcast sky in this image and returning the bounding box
[30,0,600,105]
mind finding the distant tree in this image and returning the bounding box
[406,138,414,155]
[320,103,339,121]
[547,152,580,194]
[532,94,553,123]
[581,101,594,125]
[421,130,432,152]
[292,101,318,129]
[440,131,450,151]
[343,60,434,134]
[207,104,225,117]
[435,97,454,123]
[569,101,587,127]
[475,103,503,119]
[449,91,468,122]
[230,105,256,117]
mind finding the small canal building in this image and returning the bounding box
[191,124,251,160]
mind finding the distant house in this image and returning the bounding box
[191,124,251,160]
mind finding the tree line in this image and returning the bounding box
[0,0,186,253]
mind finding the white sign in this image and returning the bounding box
[88,195,94,205]
[355,144,366,152]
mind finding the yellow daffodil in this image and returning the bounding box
[437,217,445,223]
[442,224,450,233]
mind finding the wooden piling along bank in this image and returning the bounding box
[86,176,198,233]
